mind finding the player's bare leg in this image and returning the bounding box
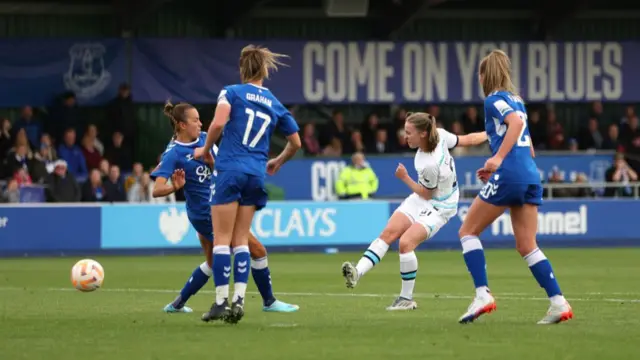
[457,197,505,323]
[511,204,573,324]
[342,212,412,288]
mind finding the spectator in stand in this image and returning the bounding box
[567,138,579,153]
[45,160,81,202]
[12,167,32,187]
[46,92,81,144]
[1,179,20,203]
[590,101,605,123]
[104,131,133,171]
[450,120,468,156]
[322,137,342,157]
[426,105,441,122]
[389,108,408,138]
[128,171,154,202]
[13,106,41,149]
[38,134,57,173]
[361,113,380,150]
[603,124,621,151]
[461,106,483,134]
[81,169,107,202]
[125,162,144,192]
[605,153,638,197]
[57,128,88,178]
[80,133,102,170]
[621,116,640,172]
[578,117,604,150]
[5,143,31,180]
[0,118,11,178]
[99,159,110,181]
[621,105,636,125]
[528,110,547,149]
[0,118,11,156]
[301,123,321,156]
[86,124,105,155]
[393,129,410,153]
[350,129,365,153]
[29,146,48,185]
[103,164,126,202]
[370,128,390,154]
[106,83,137,145]
[546,109,565,150]
[566,173,593,198]
[545,166,568,198]
[320,109,350,151]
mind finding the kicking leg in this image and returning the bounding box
[342,211,412,289]
[248,233,299,313]
[510,204,573,324]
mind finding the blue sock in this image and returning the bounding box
[172,262,212,308]
[232,246,251,302]
[524,248,562,297]
[251,256,276,307]
[461,235,489,288]
[212,245,231,305]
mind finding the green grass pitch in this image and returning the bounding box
[1,248,638,360]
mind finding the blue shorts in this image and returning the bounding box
[189,215,213,242]
[478,176,543,207]
[211,170,267,210]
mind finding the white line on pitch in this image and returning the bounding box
[0,286,638,303]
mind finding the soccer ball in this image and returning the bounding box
[71,259,104,292]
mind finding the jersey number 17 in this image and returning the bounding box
[243,108,271,148]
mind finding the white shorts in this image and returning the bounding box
[395,193,457,238]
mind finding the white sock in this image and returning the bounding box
[399,251,418,300]
[233,283,247,303]
[355,238,390,277]
[550,295,566,306]
[199,262,213,277]
[475,286,490,298]
[215,285,229,305]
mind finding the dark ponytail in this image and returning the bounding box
[162,100,195,140]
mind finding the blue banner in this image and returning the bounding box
[0,39,127,107]
[0,200,639,257]
[267,154,612,201]
[131,40,639,103]
[0,205,101,254]
[389,200,640,245]
[101,201,388,248]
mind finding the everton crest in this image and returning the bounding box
[63,43,112,100]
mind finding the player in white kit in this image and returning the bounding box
[341,112,488,310]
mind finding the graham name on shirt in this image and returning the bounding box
[246,93,273,107]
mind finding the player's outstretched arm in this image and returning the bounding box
[457,131,488,147]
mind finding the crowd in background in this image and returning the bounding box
[0,84,182,204]
[300,102,640,165]
[2,86,640,203]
